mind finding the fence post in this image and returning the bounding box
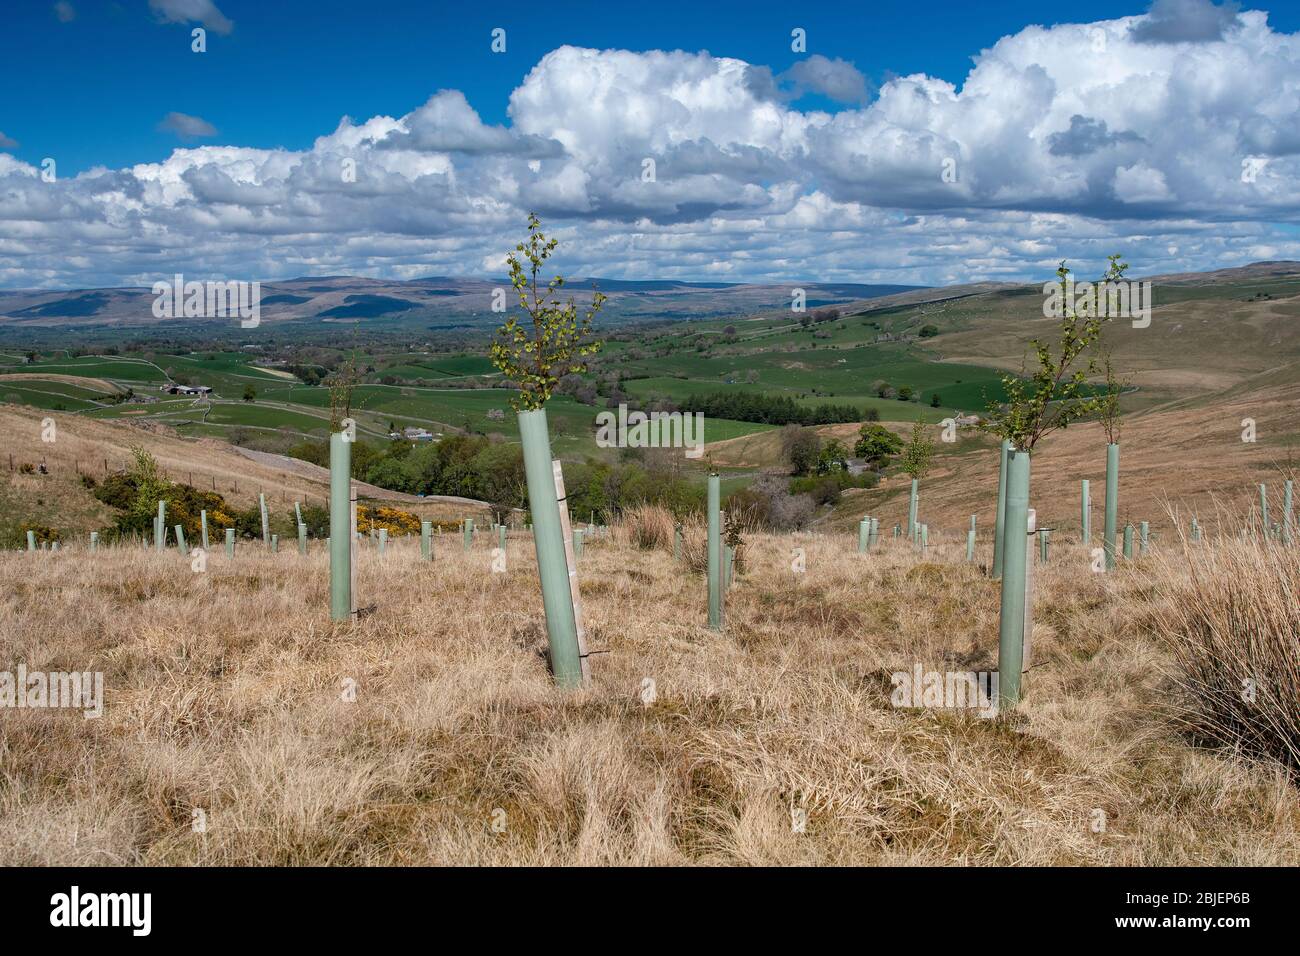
[421,520,432,561]
[1023,509,1036,670]
[1103,443,1119,571]
[329,432,352,622]
[997,448,1030,709]
[200,509,209,551]
[225,528,235,558]
[993,439,1011,579]
[708,473,722,631]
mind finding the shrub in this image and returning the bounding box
[19,523,60,544]
[782,425,822,476]
[855,423,903,466]
[357,504,421,536]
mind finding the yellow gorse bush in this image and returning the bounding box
[357,504,421,535]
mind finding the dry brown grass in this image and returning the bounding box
[1150,528,1300,774]
[820,382,1300,547]
[2,523,1298,866]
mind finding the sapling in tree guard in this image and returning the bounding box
[707,474,721,630]
[1080,479,1090,544]
[900,418,934,541]
[488,213,605,688]
[1284,479,1294,546]
[1259,484,1269,538]
[1098,350,1126,572]
[327,355,357,622]
[981,255,1129,709]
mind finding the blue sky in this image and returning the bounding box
[0,0,1204,175]
[2,0,1299,289]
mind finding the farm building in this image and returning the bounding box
[159,384,212,396]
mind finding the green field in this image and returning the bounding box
[0,384,103,411]
[616,338,1009,420]
[5,352,774,457]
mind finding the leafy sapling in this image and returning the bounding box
[982,254,1129,451]
[489,213,606,409]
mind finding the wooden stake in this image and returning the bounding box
[349,483,358,618]
[552,460,591,684]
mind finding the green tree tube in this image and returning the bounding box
[997,449,1030,709]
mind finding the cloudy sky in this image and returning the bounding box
[1,0,1299,290]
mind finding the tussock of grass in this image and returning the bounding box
[1151,529,1300,774]
[1,527,1298,865]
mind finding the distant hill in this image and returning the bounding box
[0,274,927,336]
